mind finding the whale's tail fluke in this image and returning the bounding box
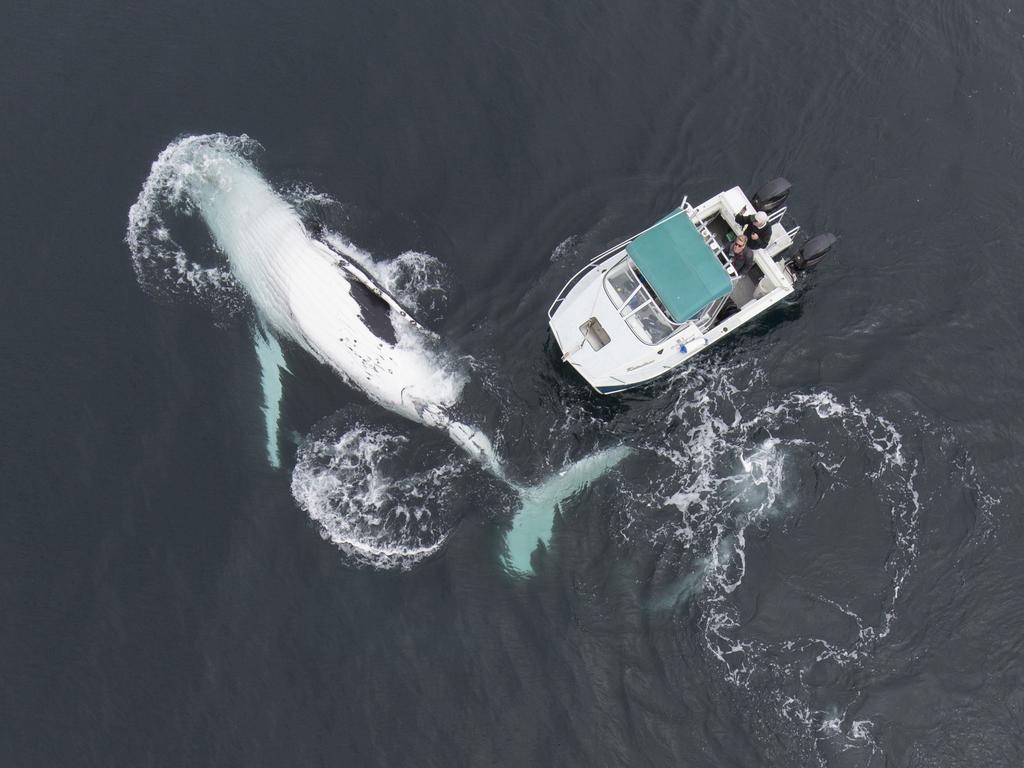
[407,396,634,575]
[503,446,633,575]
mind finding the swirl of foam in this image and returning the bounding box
[126,134,261,309]
[291,421,467,569]
[634,361,996,757]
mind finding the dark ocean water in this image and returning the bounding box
[3,0,1024,765]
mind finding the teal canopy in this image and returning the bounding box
[626,212,732,323]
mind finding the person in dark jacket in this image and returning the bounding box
[736,207,773,250]
[729,234,753,274]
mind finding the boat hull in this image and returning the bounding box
[549,188,799,394]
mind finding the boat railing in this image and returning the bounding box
[697,295,731,332]
[683,201,739,279]
[767,206,802,240]
[547,247,624,319]
[762,206,803,252]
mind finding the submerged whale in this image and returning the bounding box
[128,135,629,573]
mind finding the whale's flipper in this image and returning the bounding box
[254,322,291,469]
[503,446,633,575]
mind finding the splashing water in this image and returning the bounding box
[625,360,995,761]
[550,234,580,263]
[290,413,631,572]
[126,133,254,312]
[291,421,470,569]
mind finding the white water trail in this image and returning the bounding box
[626,359,939,756]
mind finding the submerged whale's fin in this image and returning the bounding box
[503,447,633,575]
[253,321,291,469]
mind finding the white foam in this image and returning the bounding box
[550,235,580,262]
[291,424,463,569]
[634,362,928,754]
[126,134,252,309]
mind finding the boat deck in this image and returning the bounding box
[701,213,762,310]
[704,213,735,251]
[729,273,757,307]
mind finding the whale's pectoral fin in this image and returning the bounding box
[253,321,291,469]
[503,446,634,576]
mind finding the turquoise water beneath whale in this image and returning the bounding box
[2,1,1023,765]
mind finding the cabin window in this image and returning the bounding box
[625,304,676,344]
[604,259,677,345]
[606,261,640,304]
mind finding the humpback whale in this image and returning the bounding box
[127,134,629,573]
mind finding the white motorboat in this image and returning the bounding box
[548,179,835,394]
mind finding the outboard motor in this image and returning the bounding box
[790,233,837,270]
[752,177,791,213]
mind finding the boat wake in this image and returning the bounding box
[628,360,997,762]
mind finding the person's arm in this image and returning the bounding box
[746,231,765,249]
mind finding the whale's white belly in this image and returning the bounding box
[194,160,464,425]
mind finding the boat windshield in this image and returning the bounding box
[604,258,677,344]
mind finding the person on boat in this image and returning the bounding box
[729,234,753,274]
[736,207,773,250]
